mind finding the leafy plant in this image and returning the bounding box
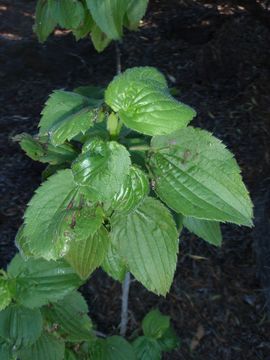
[34,0,149,51]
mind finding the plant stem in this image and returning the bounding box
[129,145,151,152]
[120,272,131,336]
[115,40,131,337]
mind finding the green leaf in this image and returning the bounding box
[91,23,112,52]
[39,90,100,146]
[16,133,78,165]
[72,139,131,202]
[7,254,82,308]
[18,333,65,360]
[23,169,79,260]
[183,216,222,246]
[57,0,85,29]
[102,242,127,282]
[65,349,79,360]
[105,67,196,136]
[42,163,69,180]
[0,279,12,311]
[72,6,94,40]
[111,197,179,295]
[43,291,92,342]
[90,336,136,359]
[0,339,12,360]
[149,127,253,226]
[74,85,104,100]
[0,305,42,349]
[125,0,148,30]
[142,310,170,339]
[65,226,109,279]
[34,0,58,42]
[157,326,180,352]
[86,0,128,40]
[133,336,161,360]
[112,166,149,214]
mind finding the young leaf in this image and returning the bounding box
[72,139,131,202]
[16,133,78,165]
[132,336,162,360]
[183,217,222,246]
[7,254,82,308]
[23,169,79,260]
[65,226,110,279]
[34,0,58,42]
[125,0,149,30]
[111,197,179,295]
[112,166,149,214]
[149,127,253,226]
[90,336,136,359]
[39,90,100,146]
[43,291,92,342]
[91,23,112,53]
[0,279,11,311]
[18,333,65,360]
[57,0,85,29]
[86,0,128,40]
[157,326,181,352]
[142,310,170,339]
[0,305,42,349]
[105,67,196,136]
[102,242,127,282]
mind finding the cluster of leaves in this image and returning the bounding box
[35,0,149,51]
[13,67,253,298]
[0,254,178,359]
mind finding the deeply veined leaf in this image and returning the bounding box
[7,254,82,308]
[34,0,58,42]
[72,139,131,202]
[102,242,127,282]
[18,333,65,360]
[142,310,170,339]
[149,127,253,226]
[112,166,149,214]
[105,67,196,136]
[86,0,128,40]
[16,133,78,164]
[65,226,110,279]
[125,0,148,30]
[132,336,161,360]
[39,90,100,146]
[0,279,12,311]
[91,23,112,52]
[183,217,222,246]
[56,0,85,29]
[43,291,92,342]
[111,197,179,295]
[0,305,42,349]
[23,169,79,260]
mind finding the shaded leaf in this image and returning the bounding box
[0,279,12,311]
[57,0,85,29]
[157,326,181,352]
[18,333,65,360]
[125,0,148,30]
[86,0,128,40]
[91,23,112,52]
[7,254,82,308]
[183,216,222,246]
[133,336,161,360]
[34,0,58,42]
[0,305,42,349]
[65,226,109,279]
[90,336,136,359]
[150,127,253,226]
[43,291,92,342]
[111,197,179,295]
[102,242,127,282]
[142,309,170,339]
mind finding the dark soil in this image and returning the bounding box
[1,1,270,359]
